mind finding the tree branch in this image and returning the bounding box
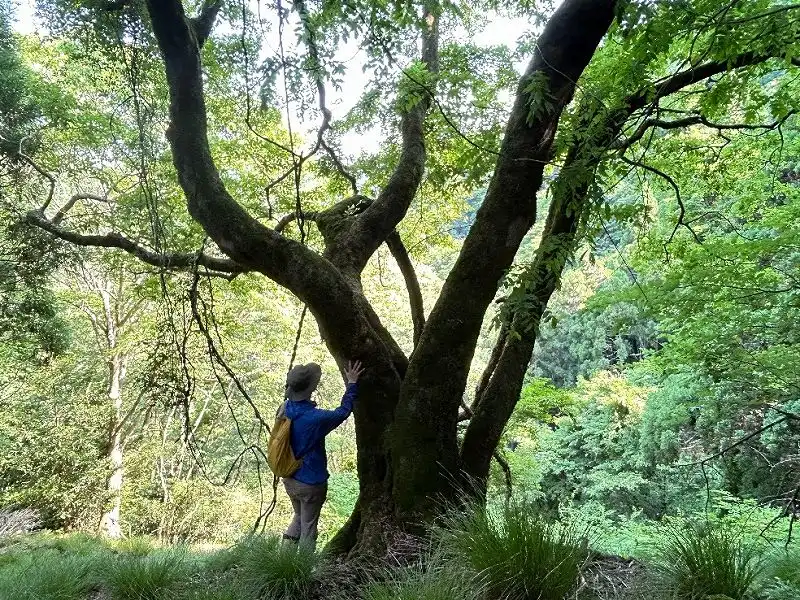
[52,193,110,225]
[678,416,796,468]
[477,319,510,401]
[619,155,700,247]
[627,51,792,114]
[615,110,797,150]
[385,230,425,347]
[16,151,56,212]
[190,0,224,47]
[25,209,247,274]
[458,400,513,502]
[294,0,358,195]
[329,3,440,273]
[274,209,318,234]
[144,0,362,313]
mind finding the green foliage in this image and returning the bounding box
[437,499,588,600]
[0,0,38,153]
[0,354,109,529]
[762,549,800,600]
[650,523,764,600]
[395,60,436,113]
[6,0,800,575]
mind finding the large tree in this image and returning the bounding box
[20,0,800,555]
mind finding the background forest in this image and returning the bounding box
[1,0,799,598]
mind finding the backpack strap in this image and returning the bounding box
[275,401,287,419]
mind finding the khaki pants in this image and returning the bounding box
[282,477,328,548]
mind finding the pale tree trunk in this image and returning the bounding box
[101,352,127,538]
[95,286,130,539]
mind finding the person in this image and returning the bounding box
[280,359,363,548]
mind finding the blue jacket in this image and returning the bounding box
[284,383,357,485]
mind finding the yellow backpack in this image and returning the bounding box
[267,404,302,478]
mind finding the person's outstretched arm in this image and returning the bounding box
[317,361,364,435]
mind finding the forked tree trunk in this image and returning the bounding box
[24,0,798,558]
[143,0,618,556]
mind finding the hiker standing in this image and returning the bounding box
[279,360,363,548]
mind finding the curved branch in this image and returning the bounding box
[332,3,440,272]
[274,210,318,234]
[17,152,56,212]
[619,155,700,247]
[293,0,359,195]
[385,230,425,347]
[615,110,797,150]
[52,193,110,225]
[627,51,794,113]
[144,0,357,312]
[26,209,248,274]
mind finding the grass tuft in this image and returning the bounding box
[651,522,764,600]
[100,547,191,600]
[360,553,480,600]
[223,534,320,600]
[437,498,588,600]
[0,551,96,600]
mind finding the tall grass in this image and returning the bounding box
[216,534,320,600]
[651,523,764,600]
[100,547,192,600]
[360,555,481,600]
[0,551,96,600]
[436,499,589,600]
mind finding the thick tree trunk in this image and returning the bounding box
[144,0,619,552]
[390,0,619,517]
[458,103,616,490]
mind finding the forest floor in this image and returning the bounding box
[0,531,655,600]
[0,530,794,600]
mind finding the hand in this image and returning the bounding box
[345,360,364,384]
